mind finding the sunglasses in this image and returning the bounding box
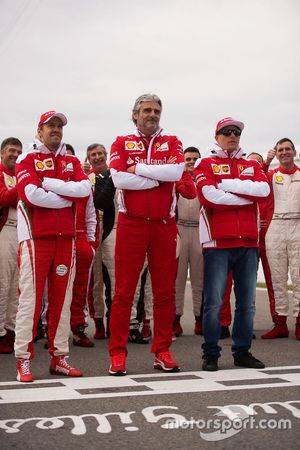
[185,157,199,162]
[217,128,242,137]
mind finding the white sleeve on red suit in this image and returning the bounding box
[202,185,253,206]
[110,169,159,190]
[135,136,184,181]
[109,138,159,190]
[195,158,252,209]
[16,153,72,209]
[24,184,72,208]
[85,192,97,242]
[42,177,91,198]
[135,162,184,182]
[218,178,270,199]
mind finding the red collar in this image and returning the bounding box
[278,165,299,175]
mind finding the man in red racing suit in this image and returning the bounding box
[108,94,184,375]
[14,110,91,382]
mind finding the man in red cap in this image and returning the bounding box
[194,117,270,371]
[14,110,91,382]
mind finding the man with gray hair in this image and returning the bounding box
[82,143,109,340]
[108,93,184,375]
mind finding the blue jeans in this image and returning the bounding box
[202,247,258,358]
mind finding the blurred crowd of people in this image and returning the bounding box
[0,93,299,382]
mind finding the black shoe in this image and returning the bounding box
[220,325,230,339]
[128,328,148,344]
[234,352,265,369]
[33,322,45,342]
[202,355,218,371]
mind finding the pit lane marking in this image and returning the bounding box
[0,365,299,404]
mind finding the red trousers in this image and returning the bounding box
[109,214,177,356]
[15,237,75,359]
[259,227,276,319]
[70,234,95,329]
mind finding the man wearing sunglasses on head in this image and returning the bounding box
[194,117,270,371]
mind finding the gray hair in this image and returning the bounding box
[86,143,107,157]
[132,93,162,124]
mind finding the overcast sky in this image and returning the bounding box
[1,0,299,161]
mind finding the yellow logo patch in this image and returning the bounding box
[35,160,44,171]
[221,164,230,173]
[6,176,14,186]
[44,158,54,169]
[212,164,221,174]
[126,142,136,150]
[276,175,283,182]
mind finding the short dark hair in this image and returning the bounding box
[1,137,22,152]
[65,143,75,155]
[275,137,295,150]
[247,152,263,163]
[184,146,200,156]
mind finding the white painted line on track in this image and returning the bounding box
[0,366,299,404]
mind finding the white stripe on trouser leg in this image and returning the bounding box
[14,240,36,359]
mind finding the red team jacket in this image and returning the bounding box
[16,141,90,242]
[194,145,270,248]
[109,128,184,220]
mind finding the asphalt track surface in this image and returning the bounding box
[1,286,299,450]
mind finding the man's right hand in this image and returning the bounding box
[265,148,276,165]
[82,161,91,174]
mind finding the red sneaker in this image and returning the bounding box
[109,353,127,376]
[50,356,82,377]
[17,358,33,382]
[154,351,180,372]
